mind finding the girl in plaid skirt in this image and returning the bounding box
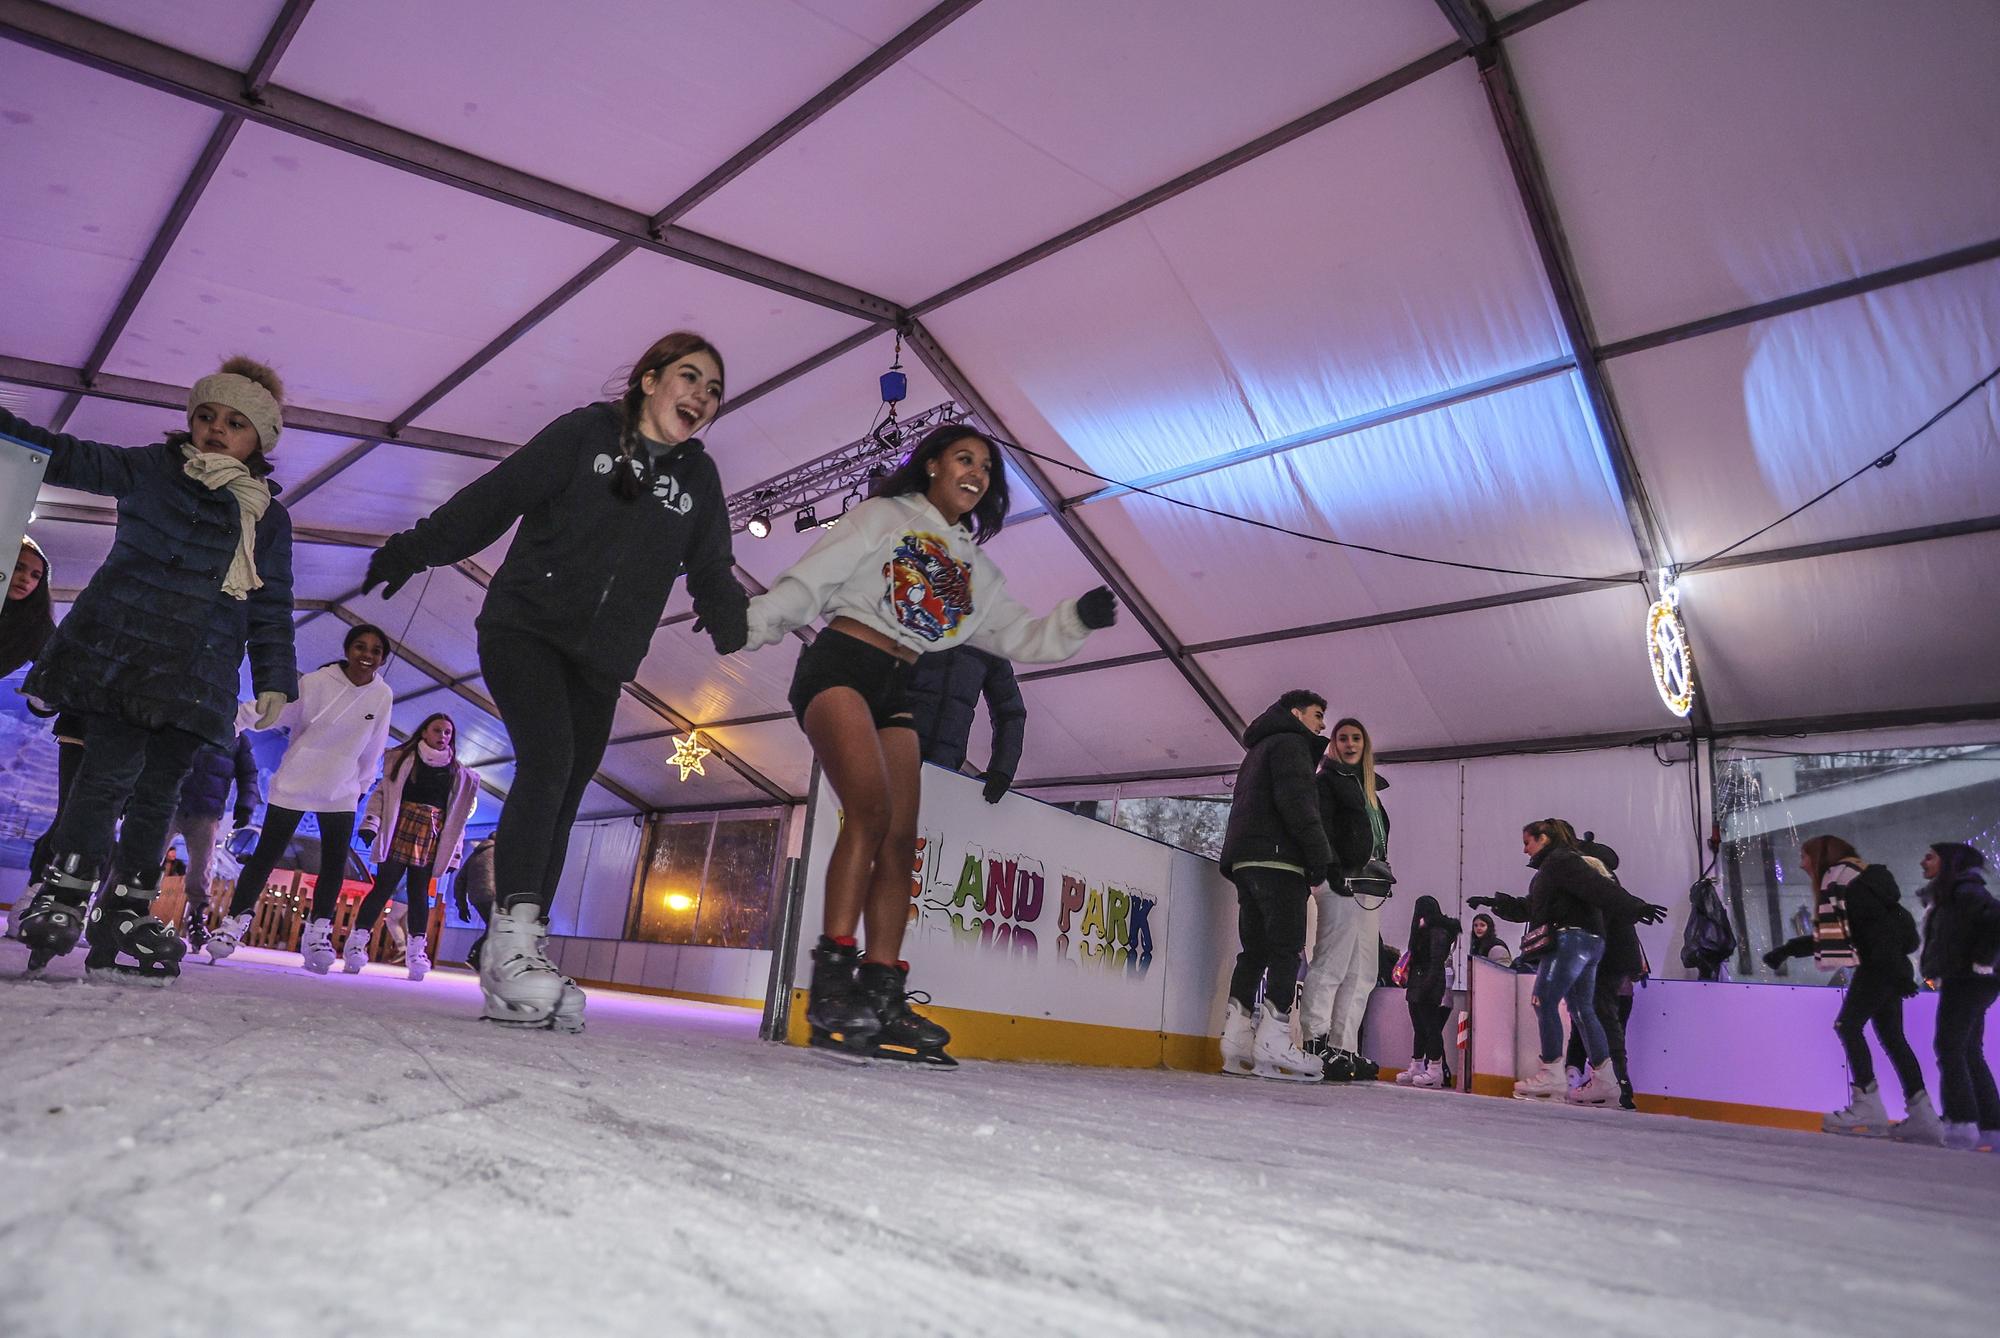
[355,714,480,979]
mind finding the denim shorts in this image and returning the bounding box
[787,628,916,730]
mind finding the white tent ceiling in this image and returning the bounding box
[3,0,1996,815]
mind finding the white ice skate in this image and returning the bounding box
[1411,1059,1445,1089]
[1567,1064,1618,1105]
[299,919,337,974]
[1395,1057,1422,1086]
[1942,1121,1980,1151]
[1823,1082,1887,1136]
[341,927,371,974]
[1513,1060,1568,1100]
[479,903,585,1034]
[1890,1092,1944,1146]
[1219,998,1256,1077]
[1250,1003,1321,1083]
[207,912,251,964]
[405,935,430,982]
[1566,1065,1586,1092]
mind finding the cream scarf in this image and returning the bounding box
[181,445,272,600]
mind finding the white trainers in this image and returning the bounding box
[406,934,430,982]
[1219,998,1257,1077]
[1250,1003,1321,1082]
[479,903,583,1032]
[299,919,336,974]
[1395,1056,1422,1085]
[1891,1091,1944,1146]
[1411,1058,1445,1089]
[341,927,371,974]
[1567,1064,1619,1105]
[1514,1060,1568,1100]
[1823,1082,1888,1136]
[207,911,251,964]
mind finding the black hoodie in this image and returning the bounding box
[1219,701,1333,882]
[1919,844,2000,981]
[1404,895,1461,998]
[1489,844,1654,940]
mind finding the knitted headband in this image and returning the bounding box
[187,372,283,453]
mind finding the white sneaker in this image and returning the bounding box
[1942,1121,1981,1151]
[1891,1092,1944,1146]
[406,935,430,982]
[1514,1060,1568,1100]
[299,919,336,974]
[1823,1082,1888,1136]
[1250,1003,1320,1082]
[1395,1056,1422,1085]
[1567,1064,1619,1105]
[479,903,582,1032]
[1219,998,1257,1076]
[341,927,371,974]
[208,912,251,964]
[1411,1058,1445,1089]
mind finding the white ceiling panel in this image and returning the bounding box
[410,249,865,446]
[1014,659,1240,782]
[0,381,69,427]
[703,718,813,799]
[55,0,292,70]
[632,621,801,727]
[275,0,933,213]
[976,515,1158,667]
[353,564,488,679]
[1611,259,2000,562]
[285,541,370,605]
[101,122,611,420]
[0,45,219,365]
[1510,0,2000,344]
[287,444,493,537]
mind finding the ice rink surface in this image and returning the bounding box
[2,938,1996,1338]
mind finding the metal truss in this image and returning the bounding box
[725,400,968,533]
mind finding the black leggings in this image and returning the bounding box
[1566,972,1637,1086]
[479,627,620,914]
[227,806,358,923]
[355,860,434,934]
[52,714,206,882]
[1227,867,1310,1013]
[30,733,86,877]
[1934,975,2000,1128]
[1408,986,1451,1062]
[1830,963,1926,1097]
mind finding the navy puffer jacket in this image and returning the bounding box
[4,410,297,747]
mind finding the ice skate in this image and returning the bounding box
[1513,1060,1568,1100]
[1941,1121,1980,1151]
[18,854,96,973]
[83,875,184,986]
[1822,1082,1887,1136]
[405,934,430,981]
[857,961,956,1068]
[1348,1052,1380,1083]
[1220,1001,1258,1076]
[1566,1065,1586,1092]
[1302,1034,1352,1083]
[1567,1064,1618,1106]
[1395,1055,1422,1085]
[298,919,337,974]
[341,926,371,974]
[1411,1059,1445,1089]
[184,913,210,954]
[1890,1091,1944,1146]
[1250,1003,1319,1082]
[1618,1079,1638,1112]
[805,936,879,1058]
[207,912,251,964]
[478,903,580,1032]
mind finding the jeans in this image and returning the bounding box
[1227,867,1311,1013]
[1830,963,1926,1097]
[1934,975,2000,1128]
[1533,929,1607,1064]
[52,714,206,881]
[480,628,621,914]
[227,806,359,923]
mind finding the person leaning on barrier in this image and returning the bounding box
[902,645,1026,803]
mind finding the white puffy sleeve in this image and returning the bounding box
[744,499,894,651]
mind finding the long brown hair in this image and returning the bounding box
[1800,834,1861,891]
[1524,818,1579,850]
[609,332,724,500]
[388,712,458,781]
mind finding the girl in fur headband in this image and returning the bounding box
[4,356,297,982]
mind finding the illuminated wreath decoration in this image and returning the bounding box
[1646,595,1696,718]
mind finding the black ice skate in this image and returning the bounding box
[856,961,956,1069]
[83,872,185,986]
[19,853,97,973]
[805,936,879,1058]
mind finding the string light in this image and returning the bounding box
[669,731,711,781]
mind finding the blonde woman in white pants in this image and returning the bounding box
[1299,717,1389,1082]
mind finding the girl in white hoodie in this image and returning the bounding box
[208,624,394,970]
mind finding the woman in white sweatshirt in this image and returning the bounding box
[741,424,1117,1066]
[347,712,479,980]
[208,623,394,970]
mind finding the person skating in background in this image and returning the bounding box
[6,357,296,982]
[1397,895,1460,1089]
[163,730,260,952]
[743,424,1115,1067]
[1762,835,1933,1140]
[454,835,497,970]
[1468,912,1512,966]
[209,624,393,970]
[1215,690,1334,1083]
[365,332,747,1034]
[1556,832,1649,1111]
[354,714,479,981]
[903,645,1026,803]
[0,537,55,679]
[1917,842,2000,1151]
[1298,717,1390,1083]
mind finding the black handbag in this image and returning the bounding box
[1518,921,1555,962]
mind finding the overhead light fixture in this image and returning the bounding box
[794,505,817,533]
[747,511,770,538]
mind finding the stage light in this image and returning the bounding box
[794,505,817,533]
[747,511,770,538]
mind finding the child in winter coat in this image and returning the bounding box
[6,358,296,981]
[210,623,393,970]
[1917,842,2000,1150]
[1397,895,1460,1088]
[1763,835,1933,1140]
[355,713,479,981]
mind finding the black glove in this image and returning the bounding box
[233,807,253,830]
[363,545,420,599]
[981,769,1012,804]
[1466,895,1493,909]
[1761,947,1787,972]
[454,895,472,921]
[1075,586,1118,630]
[1304,864,1328,889]
[693,603,749,655]
[357,826,378,847]
[1637,901,1669,925]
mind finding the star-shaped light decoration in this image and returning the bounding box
[670,731,712,781]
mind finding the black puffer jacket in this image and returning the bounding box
[1491,845,1654,939]
[4,409,297,747]
[175,733,261,822]
[1219,701,1332,882]
[903,646,1026,775]
[1919,846,2000,981]
[377,403,746,688]
[1404,895,1461,1000]
[1771,863,1916,985]
[1318,762,1389,878]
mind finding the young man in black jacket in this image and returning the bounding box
[903,646,1026,803]
[1217,690,1334,1082]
